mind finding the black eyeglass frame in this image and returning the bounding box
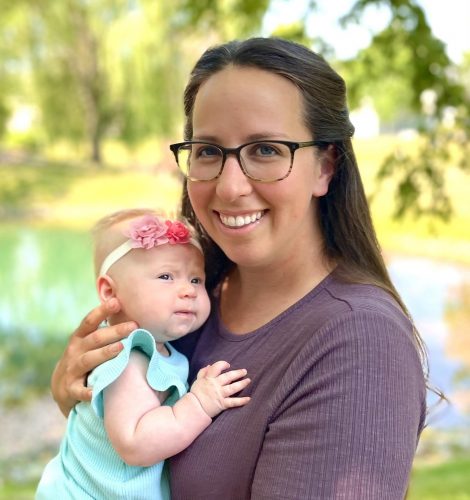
[169,140,327,182]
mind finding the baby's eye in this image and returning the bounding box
[158,273,172,280]
[191,277,204,285]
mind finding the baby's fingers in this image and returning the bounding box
[217,368,248,386]
[196,365,210,379]
[205,360,231,378]
[223,396,251,408]
[223,377,251,396]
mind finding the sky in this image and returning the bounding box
[263,0,470,63]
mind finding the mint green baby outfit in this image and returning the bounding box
[36,329,188,500]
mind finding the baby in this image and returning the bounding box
[36,209,251,499]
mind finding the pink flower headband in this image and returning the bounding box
[100,215,203,276]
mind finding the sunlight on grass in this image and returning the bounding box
[408,458,470,499]
[48,170,182,227]
[354,136,470,265]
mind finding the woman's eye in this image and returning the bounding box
[253,143,280,157]
[196,146,221,159]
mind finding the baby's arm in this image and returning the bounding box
[103,351,250,467]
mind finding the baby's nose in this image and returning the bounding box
[178,282,197,298]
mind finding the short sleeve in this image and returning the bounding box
[89,329,189,418]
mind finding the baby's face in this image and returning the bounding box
[112,243,210,342]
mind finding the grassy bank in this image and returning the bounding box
[408,457,470,499]
[2,456,469,499]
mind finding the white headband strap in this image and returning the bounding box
[100,240,134,276]
[99,238,203,276]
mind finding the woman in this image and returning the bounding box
[51,38,427,499]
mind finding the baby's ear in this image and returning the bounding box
[96,275,117,303]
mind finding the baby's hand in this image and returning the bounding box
[190,361,251,418]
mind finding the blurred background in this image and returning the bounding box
[1,0,469,498]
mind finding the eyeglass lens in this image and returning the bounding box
[176,142,292,181]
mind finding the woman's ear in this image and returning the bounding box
[96,275,117,304]
[312,144,335,197]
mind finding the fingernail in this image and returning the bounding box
[111,342,123,353]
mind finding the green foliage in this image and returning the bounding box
[0,331,66,407]
[0,0,272,162]
[271,21,313,47]
[2,0,469,220]
[340,0,463,119]
[0,162,90,218]
[339,0,470,220]
[175,0,270,39]
[374,132,453,221]
[0,100,9,138]
[0,482,37,500]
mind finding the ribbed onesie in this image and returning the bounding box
[170,274,426,500]
[36,329,188,500]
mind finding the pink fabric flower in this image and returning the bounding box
[125,215,169,249]
[165,220,191,244]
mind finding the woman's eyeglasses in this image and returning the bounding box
[169,140,326,182]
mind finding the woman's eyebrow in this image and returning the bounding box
[191,132,291,143]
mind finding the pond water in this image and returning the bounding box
[1,226,469,433]
[388,258,470,432]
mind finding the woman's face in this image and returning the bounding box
[187,65,332,269]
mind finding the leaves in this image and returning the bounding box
[339,0,470,220]
[2,0,271,161]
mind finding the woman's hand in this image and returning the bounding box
[51,298,137,417]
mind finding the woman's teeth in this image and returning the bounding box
[219,211,263,228]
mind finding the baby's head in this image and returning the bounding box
[93,209,210,343]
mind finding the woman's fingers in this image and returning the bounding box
[78,339,125,374]
[81,321,136,352]
[51,301,137,416]
[69,381,93,403]
[74,299,121,339]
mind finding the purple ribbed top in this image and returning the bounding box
[170,274,426,499]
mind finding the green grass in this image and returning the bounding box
[0,160,182,229]
[355,136,470,266]
[408,457,470,499]
[0,483,36,500]
[1,458,470,499]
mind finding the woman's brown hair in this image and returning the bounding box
[179,37,433,398]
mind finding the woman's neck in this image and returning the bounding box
[219,245,334,334]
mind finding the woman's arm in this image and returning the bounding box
[51,298,137,417]
[251,312,426,500]
[104,355,250,467]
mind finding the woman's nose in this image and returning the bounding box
[215,155,253,202]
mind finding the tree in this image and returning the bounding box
[1,0,271,163]
[338,0,470,220]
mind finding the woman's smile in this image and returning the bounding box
[217,210,265,228]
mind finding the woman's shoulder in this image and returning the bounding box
[299,278,419,367]
[319,276,409,325]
